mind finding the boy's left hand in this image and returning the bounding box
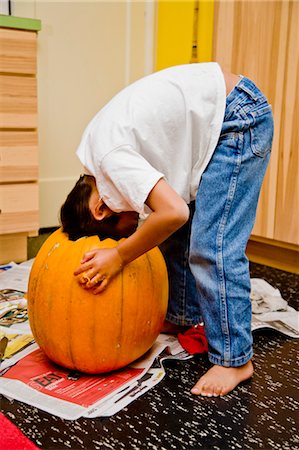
[74,247,123,294]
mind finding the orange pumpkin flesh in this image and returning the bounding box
[27,229,168,374]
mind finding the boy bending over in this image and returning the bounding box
[61,63,274,397]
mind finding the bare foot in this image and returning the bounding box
[191,361,254,397]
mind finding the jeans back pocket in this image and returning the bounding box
[250,105,274,158]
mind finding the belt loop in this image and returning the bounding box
[236,77,259,101]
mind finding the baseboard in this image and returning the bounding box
[246,237,299,274]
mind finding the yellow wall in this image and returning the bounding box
[155,0,214,70]
[196,0,214,62]
[13,1,156,228]
[155,1,194,70]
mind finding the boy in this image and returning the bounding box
[60,62,274,396]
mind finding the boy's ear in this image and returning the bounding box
[91,199,113,222]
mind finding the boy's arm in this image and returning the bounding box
[117,178,189,264]
[74,179,189,292]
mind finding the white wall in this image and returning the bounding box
[13,0,156,228]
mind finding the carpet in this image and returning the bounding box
[0,412,39,450]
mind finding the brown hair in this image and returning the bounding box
[60,175,121,241]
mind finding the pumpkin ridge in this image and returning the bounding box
[68,236,97,372]
[42,237,74,367]
[127,254,151,358]
[67,259,79,370]
[27,230,64,339]
[147,248,169,326]
[144,252,156,339]
[29,241,63,349]
[112,267,124,371]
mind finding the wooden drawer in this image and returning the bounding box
[0,183,39,234]
[0,75,37,128]
[0,232,28,264]
[0,131,38,182]
[0,28,37,75]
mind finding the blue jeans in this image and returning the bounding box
[159,77,274,367]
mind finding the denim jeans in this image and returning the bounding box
[159,76,274,367]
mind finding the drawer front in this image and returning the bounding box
[0,28,37,75]
[0,233,28,264]
[0,183,39,234]
[0,75,37,128]
[0,131,38,182]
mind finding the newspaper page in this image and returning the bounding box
[250,278,299,338]
[252,312,299,337]
[0,335,185,420]
[0,262,32,292]
[0,267,37,369]
[0,260,33,329]
[0,324,37,371]
[84,335,191,417]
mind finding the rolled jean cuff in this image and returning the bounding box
[165,312,198,327]
[208,348,254,368]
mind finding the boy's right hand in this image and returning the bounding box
[74,247,123,294]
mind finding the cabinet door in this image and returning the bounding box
[213,0,299,245]
[0,75,37,128]
[0,184,39,234]
[0,28,36,74]
[0,131,38,182]
[0,26,39,263]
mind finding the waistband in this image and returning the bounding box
[227,75,268,104]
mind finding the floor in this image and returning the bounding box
[1,257,298,450]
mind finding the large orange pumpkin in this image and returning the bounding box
[27,229,168,374]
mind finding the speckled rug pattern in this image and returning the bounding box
[1,262,298,450]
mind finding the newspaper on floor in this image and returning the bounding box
[0,323,37,371]
[250,278,299,338]
[84,335,191,418]
[0,261,298,420]
[0,262,37,367]
[0,260,33,292]
[0,260,33,328]
[0,334,190,420]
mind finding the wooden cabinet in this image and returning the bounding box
[212,0,299,272]
[155,0,298,272]
[0,17,41,263]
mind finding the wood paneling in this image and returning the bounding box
[0,233,27,263]
[0,26,39,263]
[247,237,299,275]
[0,183,39,234]
[213,0,299,246]
[0,131,38,182]
[0,28,36,74]
[274,1,299,244]
[0,75,37,128]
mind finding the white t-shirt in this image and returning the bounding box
[76,62,226,215]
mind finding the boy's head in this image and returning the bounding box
[60,174,139,241]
